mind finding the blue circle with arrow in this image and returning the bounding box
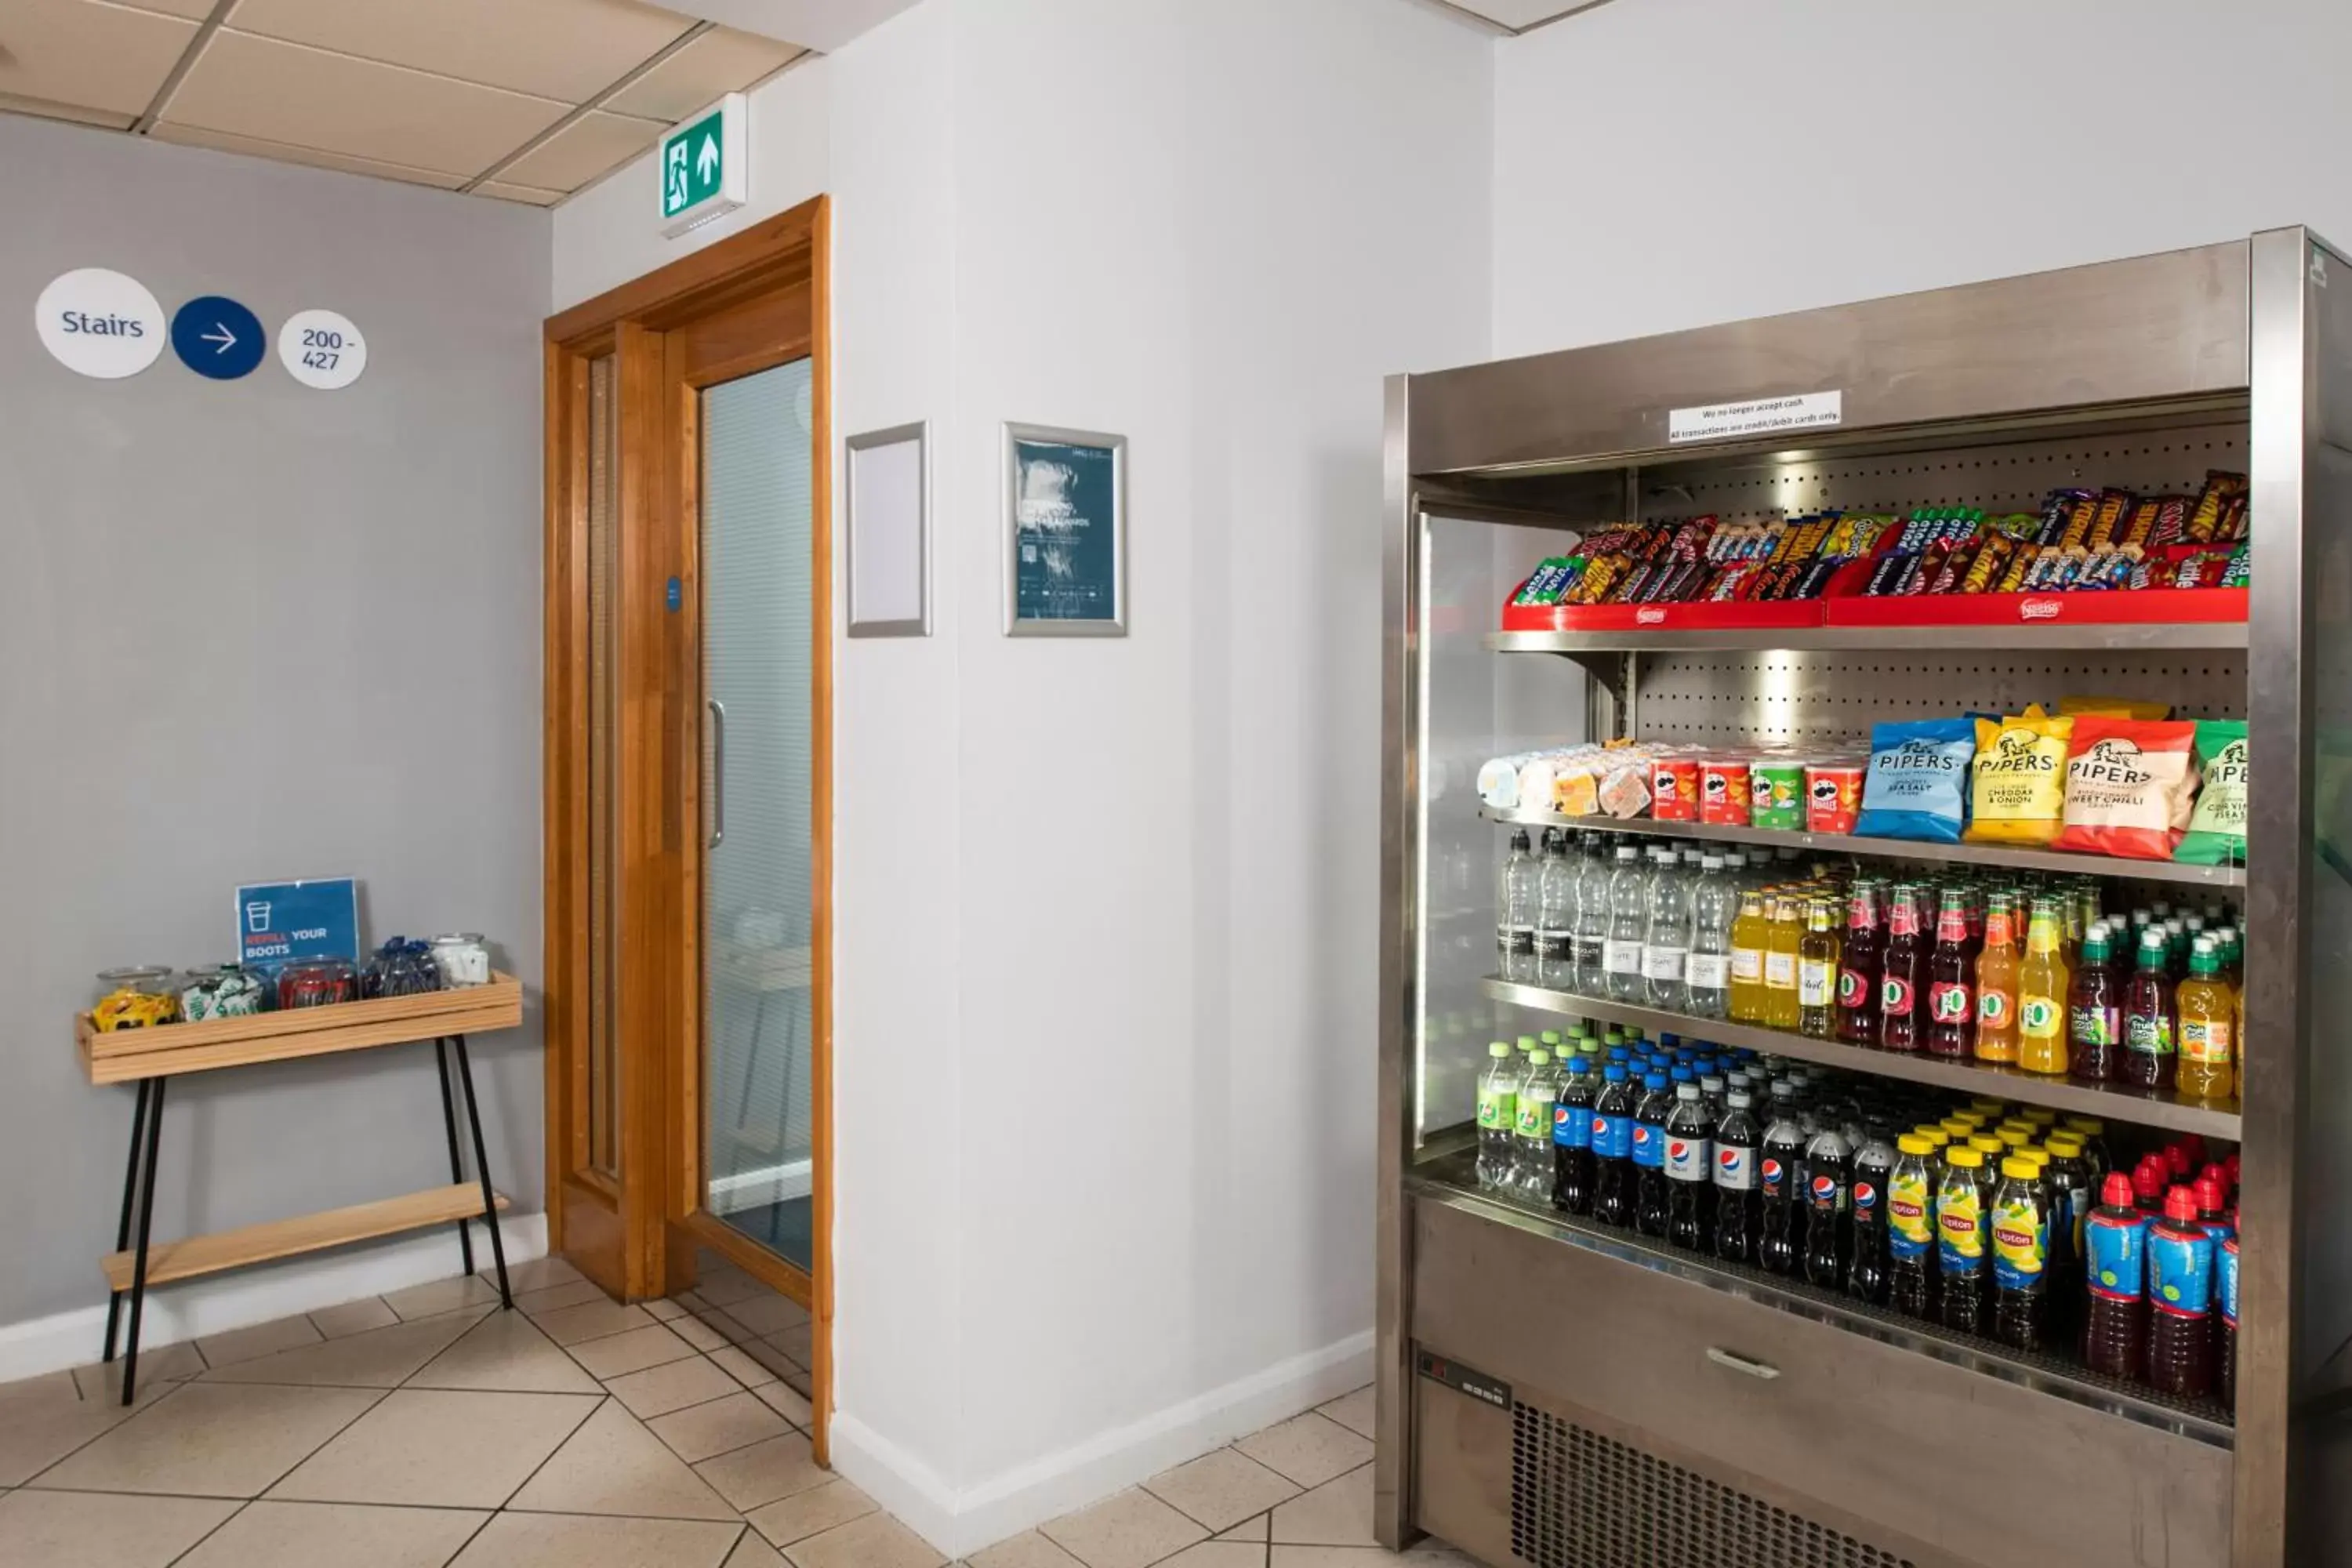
[170,295,265,380]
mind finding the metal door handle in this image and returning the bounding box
[1705,1346,1780,1381]
[706,698,726,848]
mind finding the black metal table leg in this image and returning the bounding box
[120,1074,166,1406]
[102,1079,153,1364]
[434,1037,477,1276]
[450,1034,512,1308]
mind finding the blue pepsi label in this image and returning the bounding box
[1631,1122,1664,1170]
[1553,1102,1591,1150]
[2084,1211,2147,1300]
[1759,1156,1789,1200]
[1714,1145,1754,1192]
[2220,1238,2240,1328]
[2148,1225,2215,1319]
[1592,1112,1630,1160]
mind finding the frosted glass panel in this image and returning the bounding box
[702,358,815,1271]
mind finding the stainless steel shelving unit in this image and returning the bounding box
[1379,231,2349,1568]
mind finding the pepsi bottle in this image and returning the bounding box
[1712,1087,1761,1265]
[1759,1109,1807,1276]
[1803,1126,1853,1291]
[1552,1055,1598,1217]
[1632,1072,1673,1239]
[1664,1083,1715,1251]
[1848,1132,1895,1305]
[1590,1066,1635,1228]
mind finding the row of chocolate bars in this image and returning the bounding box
[1511,471,2251,609]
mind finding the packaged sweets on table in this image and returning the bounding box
[1650,754,1701,822]
[1748,758,1806,830]
[1803,760,1865,834]
[2052,717,2200,860]
[2176,721,2249,866]
[1699,754,1754,824]
[1965,710,2073,847]
[1597,753,1654,819]
[1853,717,1976,843]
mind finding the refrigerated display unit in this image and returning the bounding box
[1375,228,2351,1568]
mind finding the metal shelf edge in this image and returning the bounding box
[1476,807,2248,889]
[1403,1171,2235,1450]
[1479,976,2242,1138]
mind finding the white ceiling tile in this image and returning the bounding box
[149,121,469,191]
[110,0,214,18]
[477,180,567,207]
[603,26,804,123]
[494,109,667,193]
[0,0,198,117]
[168,30,569,177]
[224,0,698,103]
[0,91,137,129]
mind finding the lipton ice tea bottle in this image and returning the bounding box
[1973,892,2020,1063]
[2176,935,2237,1101]
[2016,898,2071,1075]
[1729,890,1769,1024]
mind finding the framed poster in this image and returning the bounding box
[1004,423,1126,636]
[846,421,930,637]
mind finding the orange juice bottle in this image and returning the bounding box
[1729,891,1770,1023]
[2016,898,2071,1075]
[2176,935,2238,1101]
[1974,893,2021,1064]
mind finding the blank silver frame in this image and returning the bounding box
[1003,421,1127,637]
[845,420,931,637]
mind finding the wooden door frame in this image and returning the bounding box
[543,196,833,1457]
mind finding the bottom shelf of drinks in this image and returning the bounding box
[1460,1019,2236,1439]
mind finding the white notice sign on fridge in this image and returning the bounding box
[1668,390,1842,444]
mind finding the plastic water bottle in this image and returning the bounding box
[1535,832,1578,989]
[1497,829,1537,982]
[1513,1048,1563,1200]
[1604,847,1649,1002]
[1683,854,1733,1020]
[1475,1042,1518,1189]
[1570,833,1613,994]
[1642,848,1691,1011]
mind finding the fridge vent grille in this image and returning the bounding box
[1509,1402,1914,1568]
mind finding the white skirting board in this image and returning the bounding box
[0,1211,547,1385]
[829,1328,1374,1559]
[709,1158,814,1216]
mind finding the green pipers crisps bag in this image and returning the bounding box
[2176,720,2249,866]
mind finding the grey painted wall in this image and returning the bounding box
[0,115,549,1327]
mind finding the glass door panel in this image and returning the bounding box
[700,358,816,1271]
[586,353,621,1179]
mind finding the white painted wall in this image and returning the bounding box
[1492,0,2352,358]
[551,0,1491,1552]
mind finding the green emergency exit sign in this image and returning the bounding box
[661,93,747,237]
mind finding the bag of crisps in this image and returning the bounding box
[1965,708,2072,845]
[1853,717,1976,843]
[2053,717,2199,860]
[2175,720,2249,865]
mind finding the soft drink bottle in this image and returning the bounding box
[1497,829,1537,983]
[1802,1126,1853,1291]
[1925,890,1976,1058]
[1632,1072,1673,1237]
[1683,855,1733,1021]
[2123,926,2178,1090]
[1728,890,1769,1022]
[2176,935,2237,1101]
[2147,1186,2216,1398]
[1848,1132,1894,1305]
[2082,1172,2149,1379]
[1512,1048,1561,1201]
[1936,1146,1991,1334]
[1552,1051,1597,1216]
[1570,834,1613,993]
[1886,1134,1939,1319]
[1973,892,2020,1062]
[2067,925,2122,1082]
[1796,897,1841,1040]
[1603,847,1648,1002]
[1878,885,1926,1053]
[1590,1065,1635,1227]
[1534,832,1578,989]
[2016,898,2071,1074]
[2042,1135,2092,1344]
[2220,1233,2241,1409]
[1664,1083,1715,1251]
[1759,1107,1806,1276]
[1836,883,1884,1047]
[1475,1041,1517,1190]
[1642,848,1692,1011]
[1762,895,1805,1031]
[1990,1156,2049,1352]
[1713,1087,1761,1265]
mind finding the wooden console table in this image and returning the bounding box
[76,975,526,1403]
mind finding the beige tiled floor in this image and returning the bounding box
[0,1254,1450,1568]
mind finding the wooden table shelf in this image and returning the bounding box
[101,1184,510,1291]
[78,973,523,1083]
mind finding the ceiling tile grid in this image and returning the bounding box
[0,0,812,204]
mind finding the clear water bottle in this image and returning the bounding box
[1572,834,1615,994]
[1535,831,1578,989]
[1514,1048,1564,1199]
[1642,848,1691,1011]
[1604,846,1650,1001]
[1497,829,1538,982]
[1684,853,1733,1019]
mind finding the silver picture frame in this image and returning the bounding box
[1003,421,1127,637]
[845,420,931,637]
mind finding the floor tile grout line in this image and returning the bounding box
[18,1377,196,1489]
[158,1494,255,1568]
[483,1389,613,1512]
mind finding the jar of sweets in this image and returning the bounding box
[429,934,492,988]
